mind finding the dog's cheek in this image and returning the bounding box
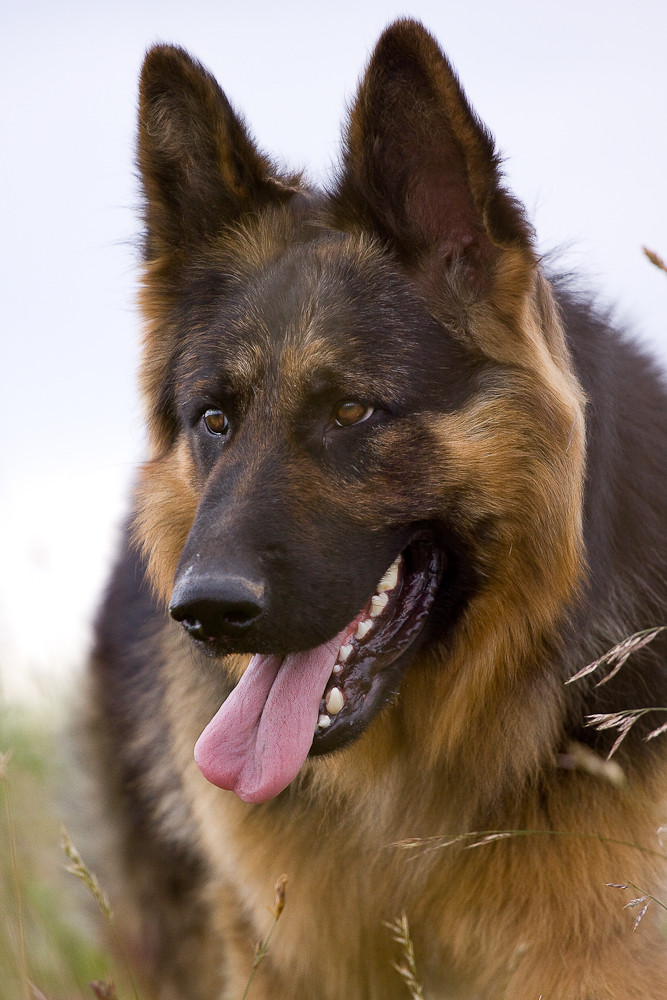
[430,392,584,620]
[329,418,454,528]
[133,438,200,605]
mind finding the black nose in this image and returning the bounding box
[169,572,265,643]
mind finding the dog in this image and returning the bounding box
[88,19,667,999]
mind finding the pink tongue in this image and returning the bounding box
[194,628,348,803]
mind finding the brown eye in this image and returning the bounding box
[203,408,229,436]
[333,400,374,428]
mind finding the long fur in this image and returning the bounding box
[88,19,667,999]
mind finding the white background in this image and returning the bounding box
[1,0,665,702]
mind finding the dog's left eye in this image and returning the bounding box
[333,401,374,428]
[202,408,230,436]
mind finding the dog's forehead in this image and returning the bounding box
[196,230,443,396]
[239,235,405,342]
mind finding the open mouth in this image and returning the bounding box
[311,535,444,753]
[194,534,444,803]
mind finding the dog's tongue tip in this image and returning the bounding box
[195,632,347,803]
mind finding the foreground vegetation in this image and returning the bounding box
[0,699,127,1000]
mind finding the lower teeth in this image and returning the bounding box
[325,687,344,715]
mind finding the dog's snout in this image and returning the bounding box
[169,573,265,643]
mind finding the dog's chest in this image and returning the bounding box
[196,785,475,999]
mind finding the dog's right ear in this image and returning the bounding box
[138,46,286,259]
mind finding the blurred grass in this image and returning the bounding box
[0,698,119,1000]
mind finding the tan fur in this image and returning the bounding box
[134,439,200,603]
[157,637,667,999]
[130,238,666,998]
[92,20,667,1000]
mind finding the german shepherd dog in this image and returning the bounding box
[89,19,667,999]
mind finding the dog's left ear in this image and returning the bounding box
[333,20,534,282]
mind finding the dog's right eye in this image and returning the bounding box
[202,408,230,436]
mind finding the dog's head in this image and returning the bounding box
[134,20,586,801]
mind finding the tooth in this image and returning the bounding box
[325,688,344,715]
[355,618,373,640]
[370,593,389,617]
[377,555,401,593]
[338,643,353,663]
[333,663,342,674]
[317,714,331,729]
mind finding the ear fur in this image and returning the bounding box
[332,20,534,277]
[138,45,293,258]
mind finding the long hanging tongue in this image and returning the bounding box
[194,628,348,803]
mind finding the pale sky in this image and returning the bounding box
[1,0,666,701]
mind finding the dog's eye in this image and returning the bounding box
[333,401,374,427]
[202,408,230,436]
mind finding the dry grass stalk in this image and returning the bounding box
[557,740,625,786]
[607,881,667,931]
[565,626,667,756]
[566,626,666,687]
[61,829,113,925]
[394,829,667,863]
[643,246,667,274]
[60,829,140,1000]
[241,875,288,1000]
[0,748,14,780]
[586,707,667,759]
[28,985,50,1000]
[1,748,30,1000]
[89,981,119,999]
[385,914,425,1000]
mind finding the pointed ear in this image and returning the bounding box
[138,45,290,258]
[332,20,533,279]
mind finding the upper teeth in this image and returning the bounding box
[377,554,401,593]
[370,592,389,617]
[355,618,373,640]
[318,552,404,734]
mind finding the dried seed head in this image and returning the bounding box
[273,874,287,918]
[624,896,648,909]
[567,627,666,686]
[61,828,113,924]
[643,246,667,274]
[89,982,119,1000]
[632,903,650,931]
[0,749,14,780]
